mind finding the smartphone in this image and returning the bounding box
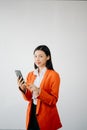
[15,70,25,83]
[15,70,25,93]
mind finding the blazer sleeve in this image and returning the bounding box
[21,89,32,101]
[37,71,60,106]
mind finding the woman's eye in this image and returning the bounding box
[34,55,37,58]
[40,56,43,57]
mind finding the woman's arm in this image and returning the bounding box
[37,71,60,106]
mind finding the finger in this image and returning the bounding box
[18,77,25,84]
[19,76,23,82]
[17,79,24,87]
[21,79,25,84]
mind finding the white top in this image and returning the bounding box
[32,67,47,105]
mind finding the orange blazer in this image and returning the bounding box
[22,69,62,130]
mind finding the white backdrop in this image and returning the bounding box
[0,0,87,130]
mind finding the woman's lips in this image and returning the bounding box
[36,62,41,65]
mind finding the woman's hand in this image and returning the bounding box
[27,84,40,98]
[17,77,26,93]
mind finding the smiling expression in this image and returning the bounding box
[34,50,50,69]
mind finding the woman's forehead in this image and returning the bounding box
[34,50,45,55]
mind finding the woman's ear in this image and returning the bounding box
[47,56,50,60]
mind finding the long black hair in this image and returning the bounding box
[33,45,54,70]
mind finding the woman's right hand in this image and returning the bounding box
[17,77,26,93]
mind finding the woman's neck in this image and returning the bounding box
[38,66,46,74]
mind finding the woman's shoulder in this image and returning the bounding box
[47,69,60,79]
[26,70,35,82]
[27,70,34,77]
[48,69,59,75]
[45,70,60,84]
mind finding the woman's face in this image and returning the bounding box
[34,50,49,69]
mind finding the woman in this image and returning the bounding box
[17,45,62,130]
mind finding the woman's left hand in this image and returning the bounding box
[27,84,40,97]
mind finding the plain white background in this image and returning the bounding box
[0,0,87,130]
